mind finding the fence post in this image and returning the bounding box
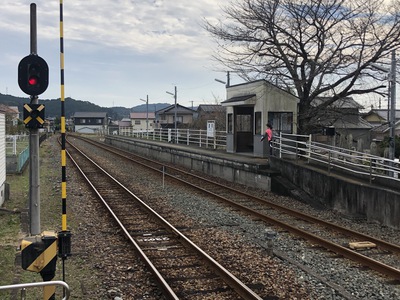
[369,158,373,184]
[13,136,17,155]
[328,152,331,174]
[187,129,190,145]
[307,134,312,163]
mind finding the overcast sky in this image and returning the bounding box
[1,0,236,109]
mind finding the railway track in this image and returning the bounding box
[65,137,264,299]
[72,135,400,283]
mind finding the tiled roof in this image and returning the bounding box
[197,105,225,112]
[221,94,256,104]
[312,97,363,109]
[130,112,155,119]
[73,112,107,118]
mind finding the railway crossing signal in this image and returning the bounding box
[18,54,49,96]
[23,103,45,128]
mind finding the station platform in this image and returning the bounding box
[103,135,400,230]
[104,135,276,192]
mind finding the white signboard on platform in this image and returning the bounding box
[207,120,215,138]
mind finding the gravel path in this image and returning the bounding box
[41,136,400,299]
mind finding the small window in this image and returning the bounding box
[227,113,233,133]
[268,112,293,134]
[174,116,183,123]
[255,112,262,135]
[135,120,141,125]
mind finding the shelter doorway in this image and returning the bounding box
[235,106,254,152]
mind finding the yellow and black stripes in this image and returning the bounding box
[21,231,58,300]
[60,0,67,233]
[58,0,72,261]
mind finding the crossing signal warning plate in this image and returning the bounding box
[23,103,45,128]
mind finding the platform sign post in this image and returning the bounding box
[207,120,216,149]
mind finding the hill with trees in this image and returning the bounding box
[0,93,169,120]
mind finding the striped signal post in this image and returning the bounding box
[58,0,72,284]
[19,5,57,300]
[21,231,58,300]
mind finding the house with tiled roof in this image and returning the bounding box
[362,109,400,126]
[370,120,400,142]
[194,104,226,130]
[310,97,374,150]
[0,104,20,126]
[156,104,196,128]
[361,108,400,146]
[72,112,109,134]
[130,112,156,131]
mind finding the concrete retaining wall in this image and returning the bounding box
[270,157,400,230]
[105,137,271,191]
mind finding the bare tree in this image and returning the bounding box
[205,0,400,133]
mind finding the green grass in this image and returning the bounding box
[1,137,102,299]
[0,168,29,298]
[0,139,63,298]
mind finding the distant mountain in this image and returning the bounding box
[0,93,170,120]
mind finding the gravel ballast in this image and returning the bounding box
[20,135,398,300]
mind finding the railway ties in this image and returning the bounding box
[65,137,264,300]
[71,135,400,283]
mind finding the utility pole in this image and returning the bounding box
[166,86,178,134]
[389,50,396,162]
[215,71,231,88]
[146,94,149,134]
[174,86,177,132]
[371,52,397,166]
[29,3,40,235]
[140,95,149,136]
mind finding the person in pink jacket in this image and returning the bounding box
[261,123,273,155]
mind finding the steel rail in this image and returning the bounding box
[65,138,263,300]
[77,135,400,254]
[64,141,179,300]
[73,136,400,281]
[178,181,400,281]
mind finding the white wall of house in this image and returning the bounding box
[75,125,106,134]
[131,119,154,131]
[0,113,6,206]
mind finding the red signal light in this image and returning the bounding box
[18,54,49,96]
[28,76,38,86]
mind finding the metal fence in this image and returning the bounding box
[115,128,399,183]
[273,133,400,183]
[0,281,70,300]
[118,128,227,150]
[6,135,29,155]
[5,134,48,174]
